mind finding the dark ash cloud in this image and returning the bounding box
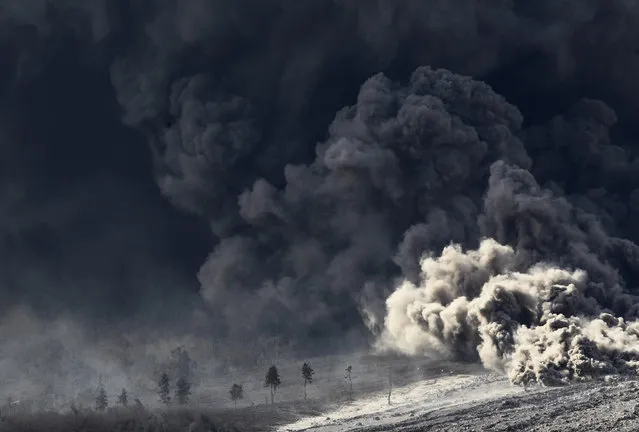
[1,0,639,389]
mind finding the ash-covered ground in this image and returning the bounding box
[4,361,639,432]
[277,369,639,432]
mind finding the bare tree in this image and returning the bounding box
[301,362,314,400]
[345,365,355,399]
[251,402,256,431]
[117,388,128,407]
[388,369,392,405]
[264,365,281,404]
[158,372,171,406]
[229,383,244,408]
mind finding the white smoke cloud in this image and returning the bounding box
[377,238,639,385]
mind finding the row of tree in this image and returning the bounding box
[93,372,192,412]
[228,363,313,406]
[93,361,359,411]
[157,372,192,405]
[228,362,358,407]
[94,377,131,412]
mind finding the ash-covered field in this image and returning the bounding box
[277,370,639,432]
[2,360,638,432]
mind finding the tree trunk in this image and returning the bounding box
[270,386,274,404]
[388,370,392,405]
[304,380,307,400]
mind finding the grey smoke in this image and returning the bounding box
[2,0,639,389]
[378,235,639,385]
[377,98,639,384]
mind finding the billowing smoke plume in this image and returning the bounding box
[3,0,639,390]
[379,237,639,385]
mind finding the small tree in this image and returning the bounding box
[158,372,171,406]
[301,362,314,400]
[229,383,244,408]
[264,365,281,404]
[95,378,108,412]
[118,388,128,407]
[175,377,191,405]
[345,365,354,399]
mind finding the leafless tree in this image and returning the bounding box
[345,365,355,399]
